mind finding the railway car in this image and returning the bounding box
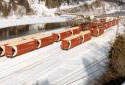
[115,18,118,25]
[114,19,117,26]
[94,28,104,36]
[115,17,119,25]
[0,38,24,56]
[111,19,115,26]
[33,34,54,48]
[100,19,108,30]
[114,17,119,25]
[110,21,113,27]
[79,22,90,31]
[89,23,97,30]
[105,21,110,29]
[80,31,92,43]
[70,26,81,35]
[61,34,82,50]
[5,39,37,57]
[107,17,115,28]
[104,22,109,29]
[61,30,92,50]
[89,20,101,30]
[100,19,106,23]
[90,24,104,37]
[79,24,84,31]
[53,29,72,42]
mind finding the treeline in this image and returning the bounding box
[0,0,31,17]
[44,0,84,8]
[0,0,85,17]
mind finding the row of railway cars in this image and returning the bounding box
[0,17,119,58]
[61,17,119,49]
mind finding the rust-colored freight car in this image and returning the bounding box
[112,19,116,26]
[104,22,108,29]
[79,24,84,31]
[79,22,89,31]
[61,34,82,50]
[91,28,104,37]
[110,21,113,27]
[5,39,37,57]
[106,21,111,29]
[115,18,118,25]
[116,18,119,24]
[53,29,72,42]
[33,34,54,48]
[0,38,24,56]
[89,21,102,30]
[98,23,105,30]
[70,26,81,35]
[80,31,92,43]
[100,19,106,23]
[89,23,97,30]
[61,30,92,50]
[90,23,104,37]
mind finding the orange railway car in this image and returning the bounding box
[79,23,87,31]
[80,31,92,43]
[70,26,81,35]
[109,21,113,27]
[5,39,37,57]
[90,23,104,37]
[106,21,111,29]
[0,38,24,56]
[112,19,117,26]
[33,34,54,48]
[22,33,54,48]
[104,22,108,29]
[61,34,82,50]
[91,28,104,37]
[100,19,106,23]
[53,29,72,42]
[61,31,91,50]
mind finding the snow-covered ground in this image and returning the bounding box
[0,23,124,85]
[123,82,125,85]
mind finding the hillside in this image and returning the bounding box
[0,0,87,18]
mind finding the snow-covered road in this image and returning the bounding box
[0,23,124,85]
